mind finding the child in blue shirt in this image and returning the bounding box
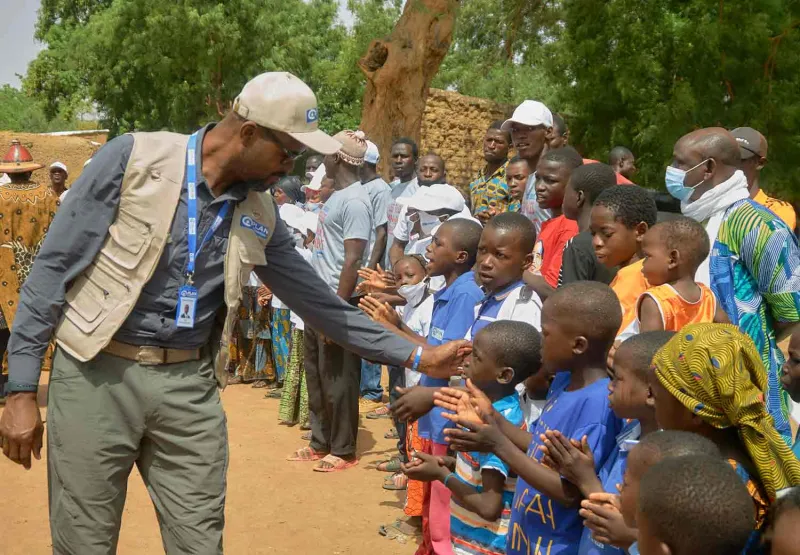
[541,331,675,555]
[402,320,542,555]
[438,281,625,555]
[390,218,484,555]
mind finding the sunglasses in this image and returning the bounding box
[264,128,307,161]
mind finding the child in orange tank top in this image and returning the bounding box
[638,217,729,332]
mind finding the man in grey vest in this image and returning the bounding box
[0,72,467,554]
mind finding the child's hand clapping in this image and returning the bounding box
[539,431,602,496]
[579,492,638,549]
[401,451,450,482]
[356,264,396,295]
[257,285,272,307]
[391,386,436,422]
[434,379,495,427]
[359,295,401,329]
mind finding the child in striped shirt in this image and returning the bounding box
[402,320,542,555]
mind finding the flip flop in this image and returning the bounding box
[366,405,392,420]
[313,454,359,472]
[384,427,399,440]
[286,446,326,462]
[376,457,402,473]
[301,431,312,441]
[382,472,408,491]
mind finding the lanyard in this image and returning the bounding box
[185,131,231,284]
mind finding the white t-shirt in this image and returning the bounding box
[385,177,419,267]
[402,293,434,387]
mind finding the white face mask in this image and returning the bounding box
[292,231,306,248]
[419,212,443,236]
[398,280,428,307]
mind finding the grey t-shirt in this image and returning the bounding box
[312,182,373,290]
[362,177,391,259]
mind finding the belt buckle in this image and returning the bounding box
[137,345,167,365]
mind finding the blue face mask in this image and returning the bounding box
[665,159,710,201]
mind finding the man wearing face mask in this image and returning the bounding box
[502,100,554,234]
[667,127,800,442]
[0,73,469,553]
[389,153,448,267]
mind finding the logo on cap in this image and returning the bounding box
[306,109,318,123]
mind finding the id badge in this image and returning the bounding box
[176,285,198,329]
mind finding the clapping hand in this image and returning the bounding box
[356,264,396,295]
[579,492,637,549]
[359,295,401,329]
[539,431,600,495]
[391,386,436,422]
[434,379,495,428]
[257,285,272,307]
[401,451,450,482]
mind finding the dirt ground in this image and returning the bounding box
[0,131,102,189]
[1,376,417,555]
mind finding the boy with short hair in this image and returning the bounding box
[403,320,542,555]
[638,217,729,332]
[525,146,584,296]
[472,213,543,336]
[637,456,755,555]
[590,185,658,341]
[391,218,484,555]
[439,282,625,554]
[559,162,618,287]
[543,331,675,555]
[506,156,531,213]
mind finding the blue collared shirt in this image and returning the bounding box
[470,279,525,338]
[418,270,483,443]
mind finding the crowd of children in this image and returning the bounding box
[228,100,800,555]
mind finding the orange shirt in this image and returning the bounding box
[753,189,796,231]
[637,283,717,332]
[583,159,633,185]
[610,259,649,339]
[531,214,579,287]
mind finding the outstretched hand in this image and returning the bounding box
[356,264,397,295]
[416,341,472,379]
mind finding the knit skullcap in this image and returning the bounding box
[332,130,367,166]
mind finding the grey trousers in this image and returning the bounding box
[47,348,228,555]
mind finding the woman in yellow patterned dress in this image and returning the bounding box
[0,140,59,398]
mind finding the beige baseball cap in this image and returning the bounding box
[233,72,341,155]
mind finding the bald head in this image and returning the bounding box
[678,128,741,166]
[671,127,740,201]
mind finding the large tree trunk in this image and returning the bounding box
[358,0,458,177]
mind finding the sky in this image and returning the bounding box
[0,0,353,88]
[1,0,43,87]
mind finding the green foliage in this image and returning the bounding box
[0,85,83,132]
[536,0,800,200]
[26,0,400,136]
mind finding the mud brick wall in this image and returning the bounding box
[420,89,513,192]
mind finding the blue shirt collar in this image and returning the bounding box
[434,270,477,302]
[482,279,524,302]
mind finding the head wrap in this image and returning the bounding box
[331,130,367,166]
[274,175,305,204]
[652,323,800,500]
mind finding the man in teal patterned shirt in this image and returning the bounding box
[669,127,800,441]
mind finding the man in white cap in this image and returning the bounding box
[48,161,68,198]
[388,153,448,267]
[502,100,554,233]
[303,164,335,210]
[0,72,468,553]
